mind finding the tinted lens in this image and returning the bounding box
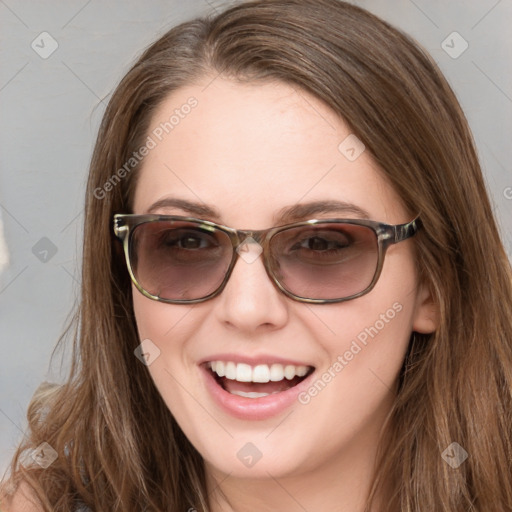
[129,220,232,300]
[270,223,379,300]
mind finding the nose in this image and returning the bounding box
[212,241,289,333]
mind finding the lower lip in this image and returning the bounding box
[201,365,315,421]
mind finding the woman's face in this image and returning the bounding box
[131,78,436,483]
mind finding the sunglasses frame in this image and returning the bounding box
[113,213,421,304]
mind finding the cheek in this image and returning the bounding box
[131,284,201,404]
[304,247,418,395]
[131,289,225,457]
[131,287,189,397]
[290,289,414,467]
[132,284,195,342]
[304,298,411,407]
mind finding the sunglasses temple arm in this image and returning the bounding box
[393,217,422,243]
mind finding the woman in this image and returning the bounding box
[2,0,511,510]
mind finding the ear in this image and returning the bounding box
[412,281,439,334]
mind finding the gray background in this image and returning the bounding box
[1,0,511,473]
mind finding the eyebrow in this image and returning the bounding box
[145,197,371,223]
[146,197,219,218]
[276,200,370,223]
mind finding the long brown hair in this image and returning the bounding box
[2,1,511,510]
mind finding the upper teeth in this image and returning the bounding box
[208,361,310,383]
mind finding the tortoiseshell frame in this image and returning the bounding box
[113,214,421,305]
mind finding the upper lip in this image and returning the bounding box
[198,353,315,368]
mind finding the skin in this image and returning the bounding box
[131,77,438,512]
[2,483,41,512]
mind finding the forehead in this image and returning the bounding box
[132,78,406,227]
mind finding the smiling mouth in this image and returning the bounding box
[205,361,315,398]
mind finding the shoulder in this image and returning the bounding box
[0,482,44,512]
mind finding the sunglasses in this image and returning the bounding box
[113,214,421,304]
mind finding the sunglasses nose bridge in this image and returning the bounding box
[228,229,274,277]
[224,229,280,301]
[232,228,269,249]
